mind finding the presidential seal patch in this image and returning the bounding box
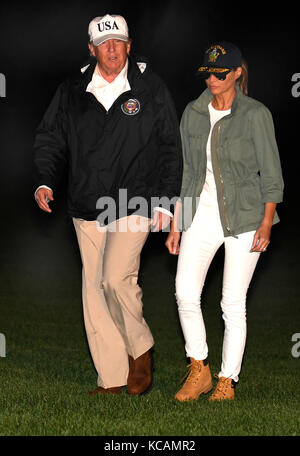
[121,98,140,115]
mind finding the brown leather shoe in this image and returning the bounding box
[126,350,153,395]
[88,386,122,396]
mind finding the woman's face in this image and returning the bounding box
[205,68,242,96]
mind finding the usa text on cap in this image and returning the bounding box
[88,14,129,46]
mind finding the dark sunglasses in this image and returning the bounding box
[200,70,231,81]
[207,72,230,81]
[198,66,237,81]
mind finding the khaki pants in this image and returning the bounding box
[73,216,154,388]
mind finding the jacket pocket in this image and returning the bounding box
[186,134,207,172]
[224,137,259,183]
[234,176,263,214]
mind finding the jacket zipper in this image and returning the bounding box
[211,120,237,238]
[191,103,237,237]
[87,89,132,115]
[106,89,132,115]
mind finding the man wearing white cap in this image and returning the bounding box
[33,15,182,396]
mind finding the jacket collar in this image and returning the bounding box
[125,55,151,95]
[78,55,148,93]
[192,83,244,116]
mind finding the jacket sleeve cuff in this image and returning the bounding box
[34,185,53,198]
[262,192,283,203]
[153,207,173,218]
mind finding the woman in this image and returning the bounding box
[165,41,284,402]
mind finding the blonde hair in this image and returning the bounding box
[237,58,248,95]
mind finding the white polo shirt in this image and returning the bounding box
[86,60,130,111]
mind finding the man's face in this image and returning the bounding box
[88,39,131,80]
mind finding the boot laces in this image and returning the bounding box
[179,360,202,385]
[210,374,233,398]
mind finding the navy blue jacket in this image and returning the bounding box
[33,56,183,222]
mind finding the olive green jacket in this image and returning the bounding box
[179,86,284,235]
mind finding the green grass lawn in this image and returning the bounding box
[0,227,300,436]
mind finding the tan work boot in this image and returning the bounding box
[175,357,212,402]
[208,375,236,401]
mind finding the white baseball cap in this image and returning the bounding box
[88,14,129,46]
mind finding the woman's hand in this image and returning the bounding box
[250,221,271,252]
[250,202,277,253]
[165,200,182,255]
[165,224,181,255]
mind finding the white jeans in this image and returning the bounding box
[176,198,260,382]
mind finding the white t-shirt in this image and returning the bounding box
[199,102,231,207]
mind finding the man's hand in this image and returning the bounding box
[35,188,54,213]
[151,211,171,232]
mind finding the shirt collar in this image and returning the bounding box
[91,59,129,89]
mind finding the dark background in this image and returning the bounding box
[0,1,299,311]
